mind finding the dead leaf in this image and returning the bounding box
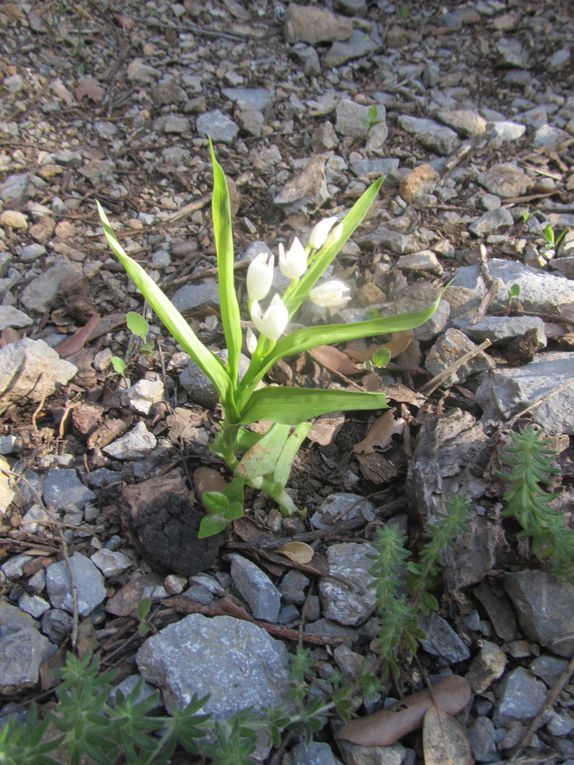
[55,313,101,358]
[192,466,227,504]
[277,541,314,564]
[51,78,74,106]
[105,573,165,617]
[356,452,398,484]
[337,674,472,747]
[353,411,405,454]
[76,619,99,658]
[166,407,206,441]
[307,414,346,446]
[40,643,68,691]
[87,417,131,450]
[75,76,105,102]
[384,383,426,406]
[310,345,361,376]
[423,705,473,765]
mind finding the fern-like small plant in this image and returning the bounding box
[498,425,574,581]
[369,497,470,679]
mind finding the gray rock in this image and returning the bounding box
[476,352,574,435]
[478,163,530,198]
[359,225,428,255]
[171,280,220,313]
[311,492,375,529]
[103,422,157,460]
[436,109,487,137]
[237,109,264,137]
[126,58,160,83]
[533,124,570,150]
[396,250,444,276]
[20,256,83,313]
[466,640,507,693]
[490,121,526,142]
[1,553,32,578]
[496,37,529,68]
[350,158,400,181]
[456,316,546,349]
[151,78,187,105]
[123,377,164,415]
[397,115,460,156]
[230,555,281,622]
[304,617,357,642]
[323,28,382,67]
[548,47,571,71]
[468,716,498,763]
[274,155,329,213]
[46,553,106,616]
[469,208,514,237]
[196,110,239,144]
[43,468,96,510]
[0,603,52,692]
[0,435,18,455]
[504,570,574,657]
[109,674,162,712]
[154,115,191,134]
[496,667,546,724]
[285,742,343,765]
[0,306,32,331]
[179,350,249,408]
[546,710,574,736]
[137,614,288,720]
[90,549,133,576]
[419,612,470,663]
[19,243,46,261]
[320,543,377,626]
[0,173,30,203]
[425,328,493,385]
[450,258,574,316]
[529,654,568,685]
[222,87,272,111]
[18,593,50,618]
[335,100,386,140]
[285,4,352,44]
[0,339,77,415]
[41,608,73,643]
[279,569,309,605]
[337,740,407,765]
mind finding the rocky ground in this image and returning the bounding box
[1,0,574,763]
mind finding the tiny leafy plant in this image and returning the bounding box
[0,649,354,765]
[369,496,470,679]
[97,141,439,533]
[498,425,574,581]
[126,310,155,354]
[111,355,127,378]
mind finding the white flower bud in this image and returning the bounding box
[250,293,289,341]
[309,280,351,309]
[246,327,258,355]
[307,216,339,250]
[246,251,274,302]
[279,237,307,280]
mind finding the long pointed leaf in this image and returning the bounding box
[236,423,291,479]
[239,387,388,425]
[283,177,384,317]
[97,201,230,401]
[209,140,242,386]
[274,422,312,488]
[239,297,441,399]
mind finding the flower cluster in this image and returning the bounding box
[245,216,349,347]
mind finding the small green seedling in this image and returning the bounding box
[367,105,379,131]
[136,596,154,637]
[198,476,245,538]
[127,311,154,354]
[111,355,127,377]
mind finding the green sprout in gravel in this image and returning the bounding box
[97,141,439,536]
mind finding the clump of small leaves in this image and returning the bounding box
[498,425,574,581]
[369,496,470,679]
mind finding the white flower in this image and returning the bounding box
[250,293,289,341]
[246,251,274,302]
[309,279,351,309]
[308,216,339,250]
[279,237,307,280]
[246,327,258,355]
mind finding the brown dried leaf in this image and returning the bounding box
[76,619,99,658]
[307,413,346,446]
[105,573,165,616]
[55,313,101,359]
[423,705,473,765]
[353,411,405,455]
[193,466,227,504]
[87,417,131,450]
[384,383,426,406]
[75,77,105,102]
[166,407,207,442]
[310,345,360,376]
[277,541,314,565]
[337,674,472,747]
[344,332,413,363]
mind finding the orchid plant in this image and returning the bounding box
[97,142,439,537]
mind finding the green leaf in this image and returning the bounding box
[198,515,228,538]
[203,492,230,514]
[126,311,149,342]
[240,387,387,425]
[209,140,242,387]
[224,501,244,521]
[97,201,231,405]
[111,356,126,376]
[508,283,521,299]
[372,347,391,368]
[273,422,312,488]
[239,298,440,400]
[282,177,384,317]
[236,423,291,479]
[223,475,244,505]
[137,597,152,621]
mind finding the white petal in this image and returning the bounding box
[308,216,338,250]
